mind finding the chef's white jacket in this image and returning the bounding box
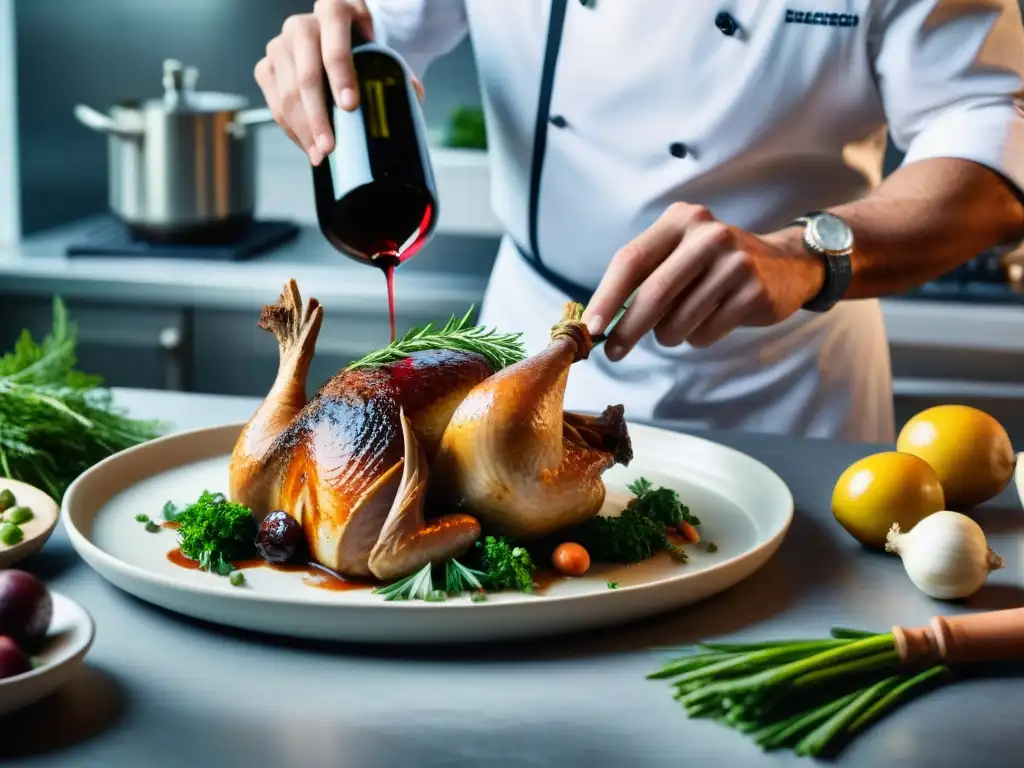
[367,0,1024,442]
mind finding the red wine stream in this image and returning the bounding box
[384,262,396,343]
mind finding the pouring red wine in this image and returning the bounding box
[312,30,438,343]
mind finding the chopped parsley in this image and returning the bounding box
[607,581,619,589]
[474,536,535,593]
[174,491,256,576]
[571,477,698,564]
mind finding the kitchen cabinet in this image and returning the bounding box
[0,296,191,391]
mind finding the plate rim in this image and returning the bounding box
[62,420,794,612]
[0,591,95,688]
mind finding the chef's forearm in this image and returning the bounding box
[820,158,1024,299]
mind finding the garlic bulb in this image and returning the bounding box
[885,511,1004,600]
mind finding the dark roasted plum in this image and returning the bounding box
[0,570,53,647]
[0,635,30,680]
[256,510,304,563]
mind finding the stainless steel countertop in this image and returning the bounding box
[0,223,492,313]
[5,388,1023,767]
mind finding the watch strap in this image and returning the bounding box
[788,213,853,312]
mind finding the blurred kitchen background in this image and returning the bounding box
[0,0,1023,442]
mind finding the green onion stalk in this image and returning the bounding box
[649,607,1024,758]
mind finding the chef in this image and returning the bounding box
[255,0,1024,443]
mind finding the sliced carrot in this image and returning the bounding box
[678,520,700,545]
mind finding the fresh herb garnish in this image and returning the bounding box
[572,477,696,564]
[135,513,150,523]
[626,478,700,527]
[346,307,526,373]
[162,501,180,522]
[174,491,256,575]
[374,562,436,601]
[144,520,160,533]
[0,298,164,498]
[607,581,619,589]
[706,542,718,553]
[445,558,486,594]
[475,536,535,592]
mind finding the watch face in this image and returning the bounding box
[810,213,854,253]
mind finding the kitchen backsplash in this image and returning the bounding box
[13,0,482,236]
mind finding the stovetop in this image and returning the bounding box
[64,215,300,262]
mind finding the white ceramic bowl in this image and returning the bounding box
[0,591,95,715]
[0,479,60,569]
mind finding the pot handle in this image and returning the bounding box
[73,104,143,140]
[226,107,276,138]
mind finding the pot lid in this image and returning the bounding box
[116,59,250,114]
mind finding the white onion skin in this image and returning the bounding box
[886,511,1003,600]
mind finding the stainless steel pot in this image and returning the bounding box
[74,59,276,242]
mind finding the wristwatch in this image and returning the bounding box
[788,211,854,312]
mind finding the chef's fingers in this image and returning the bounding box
[687,281,765,348]
[603,214,731,360]
[254,57,304,150]
[267,39,319,163]
[283,14,333,161]
[653,251,750,347]
[316,0,371,112]
[584,202,710,337]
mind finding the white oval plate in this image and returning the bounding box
[62,422,793,643]
[0,479,60,569]
[0,592,95,715]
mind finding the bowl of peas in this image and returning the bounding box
[0,480,59,568]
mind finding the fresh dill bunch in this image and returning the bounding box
[174,491,257,575]
[346,306,526,372]
[0,297,165,498]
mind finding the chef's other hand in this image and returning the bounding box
[583,203,825,361]
[254,0,424,166]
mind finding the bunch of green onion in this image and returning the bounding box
[649,628,950,758]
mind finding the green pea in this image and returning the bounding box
[0,523,23,546]
[6,506,33,525]
[0,489,15,512]
[229,571,245,587]
[135,513,150,523]
[144,521,160,533]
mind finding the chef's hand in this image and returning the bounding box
[254,0,424,166]
[583,203,825,361]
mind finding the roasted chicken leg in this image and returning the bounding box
[431,303,633,539]
[229,280,489,579]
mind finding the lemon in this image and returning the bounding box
[832,451,945,549]
[897,405,1016,509]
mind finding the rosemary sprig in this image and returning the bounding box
[346,306,526,372]
[373,562,441,601]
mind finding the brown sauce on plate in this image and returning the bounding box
[165,548,372,592]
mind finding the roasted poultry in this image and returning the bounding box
[432,303,632,539]
[229,280,632,581]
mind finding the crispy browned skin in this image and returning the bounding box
[431,308,632,539]
[228,280,490,578]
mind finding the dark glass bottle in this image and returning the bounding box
[312,35,438,269]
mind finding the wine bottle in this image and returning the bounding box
[312,34,438,269]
